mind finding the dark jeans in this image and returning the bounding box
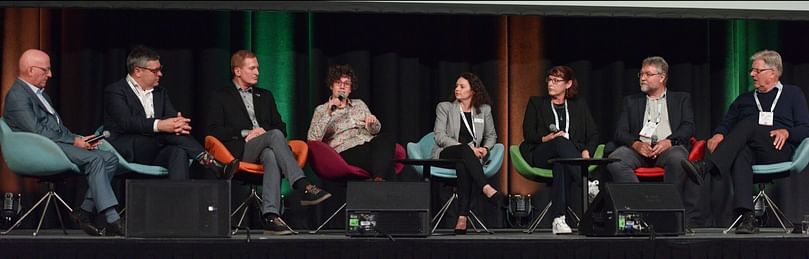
[439,144,489,216]
[527,137,581,217]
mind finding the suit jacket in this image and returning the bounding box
[103,78,179,161]
[3,79,76,143]
[432,100,497,159]
[205,84,287,158]
[614,90,695,148]
[519,96,599,160]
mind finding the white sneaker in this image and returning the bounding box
[588,180,600,203]
[552,215,572,234]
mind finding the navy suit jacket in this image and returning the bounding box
[3,79,76,143]
[613,90,695,148]
[103,78,179,161]
[205,84,287,159]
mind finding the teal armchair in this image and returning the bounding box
[0,118,80,236]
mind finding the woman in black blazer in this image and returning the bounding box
[519,66,599,234]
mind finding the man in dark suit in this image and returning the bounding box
[3,49,123,236]
[607,56,703,228]
[206,50,330,235]
[683,50,809,234]
[103,45,237,180]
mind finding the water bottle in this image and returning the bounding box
[801,215,809,235]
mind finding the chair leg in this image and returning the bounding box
[431,193,457,234]
[525,201,552,234]
[308,202,347,234]
[467,209,493,234]
[52,194,67,235]
[231,186,259,235]
[760,187,793,233]
[1,190,51,235]
[566,206,581,226]
[33,192,54,236]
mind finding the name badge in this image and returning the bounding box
[639,122,658,138]
[473,118,484,123]
[758,111,774,126]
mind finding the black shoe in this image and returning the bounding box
[220,159,239,180]
[70,209,102,236]
[486,192,508,209]
[681,160,708,185]
[103,218,126,237]
[263,214,293,235]
[735,211,760,234]
[300,185,332,206]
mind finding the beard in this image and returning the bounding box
[640,84,650,93]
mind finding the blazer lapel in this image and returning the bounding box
[449,101,461,140]
[634,95,647,130]
[121,81,147,117]
[40,91,62,122]
[666,93,679,126]
[249,88,263,123]
[152,87,164,117]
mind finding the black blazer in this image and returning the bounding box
[205,84,286,159]
[613,90,695,148]
[103,78,179,161]
[520,96,599,161]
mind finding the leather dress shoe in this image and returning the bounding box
[735,211,759,234]
[103,218,126,237]
[681,160,709,185]
[70,209,102,236]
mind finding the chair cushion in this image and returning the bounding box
[307,141,370,181]
[635,167,664,178]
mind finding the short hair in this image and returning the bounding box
[455,72,492,109]
[642,56,669,82]
[126,45,160,73]
[325,64,359,91]
[751,50,783,76]
[231,50,257,74]
[546,65,579,99]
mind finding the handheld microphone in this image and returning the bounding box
[549,124,559,133]
[86,130,111,144]
[330,92,347,111]
[650,135,658,147]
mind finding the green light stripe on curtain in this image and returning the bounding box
[724,19,781,110]
[252,11,295,135]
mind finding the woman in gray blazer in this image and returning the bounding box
[432,72,502,234]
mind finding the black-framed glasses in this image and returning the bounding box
[31,66,51,73]
[334,80,352,87]
[749,68,773,74]
[137,66,163,74]
[546,77,567,84]
[638,71,662,78]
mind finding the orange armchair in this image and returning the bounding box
[203,136,307,234]
[634,137,706,179]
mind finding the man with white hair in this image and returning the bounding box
[683,50,809,234]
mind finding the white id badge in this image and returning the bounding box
[758,112,774,126]
[639,123,658,138]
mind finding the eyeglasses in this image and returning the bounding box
[749,68,773,74]
[31,66,51,73]
[546,77,567,84]
[334,81,352,87]
[137,66,163,74]
[638,72,662,78]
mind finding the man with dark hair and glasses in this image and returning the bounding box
[683,50,809,234]
[607,56,702,229]
[103,45,238,180]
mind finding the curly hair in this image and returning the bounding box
[325,64,359,91]
[453,72,492,109]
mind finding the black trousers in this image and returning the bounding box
[527,137,581,218]
[706,117,794,214]
[439,144,489,216]
[130,134,205,180]
[340,133,396,179]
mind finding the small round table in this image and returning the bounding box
[395,159,459,181]
[547,158,620,215]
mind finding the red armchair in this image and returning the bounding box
[634,137,706,179]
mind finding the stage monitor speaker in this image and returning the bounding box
[126,180,230,238]
[579,183,684,236]
[346,181,430,237]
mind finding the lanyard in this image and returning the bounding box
[646,91,667,125]
[550,100,570,134]
[459,104,476,145]
[754,87,782,112]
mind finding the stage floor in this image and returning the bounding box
[2,228,809,258]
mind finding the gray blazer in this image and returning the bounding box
[3,79,76,143]
[432,100,497,159]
